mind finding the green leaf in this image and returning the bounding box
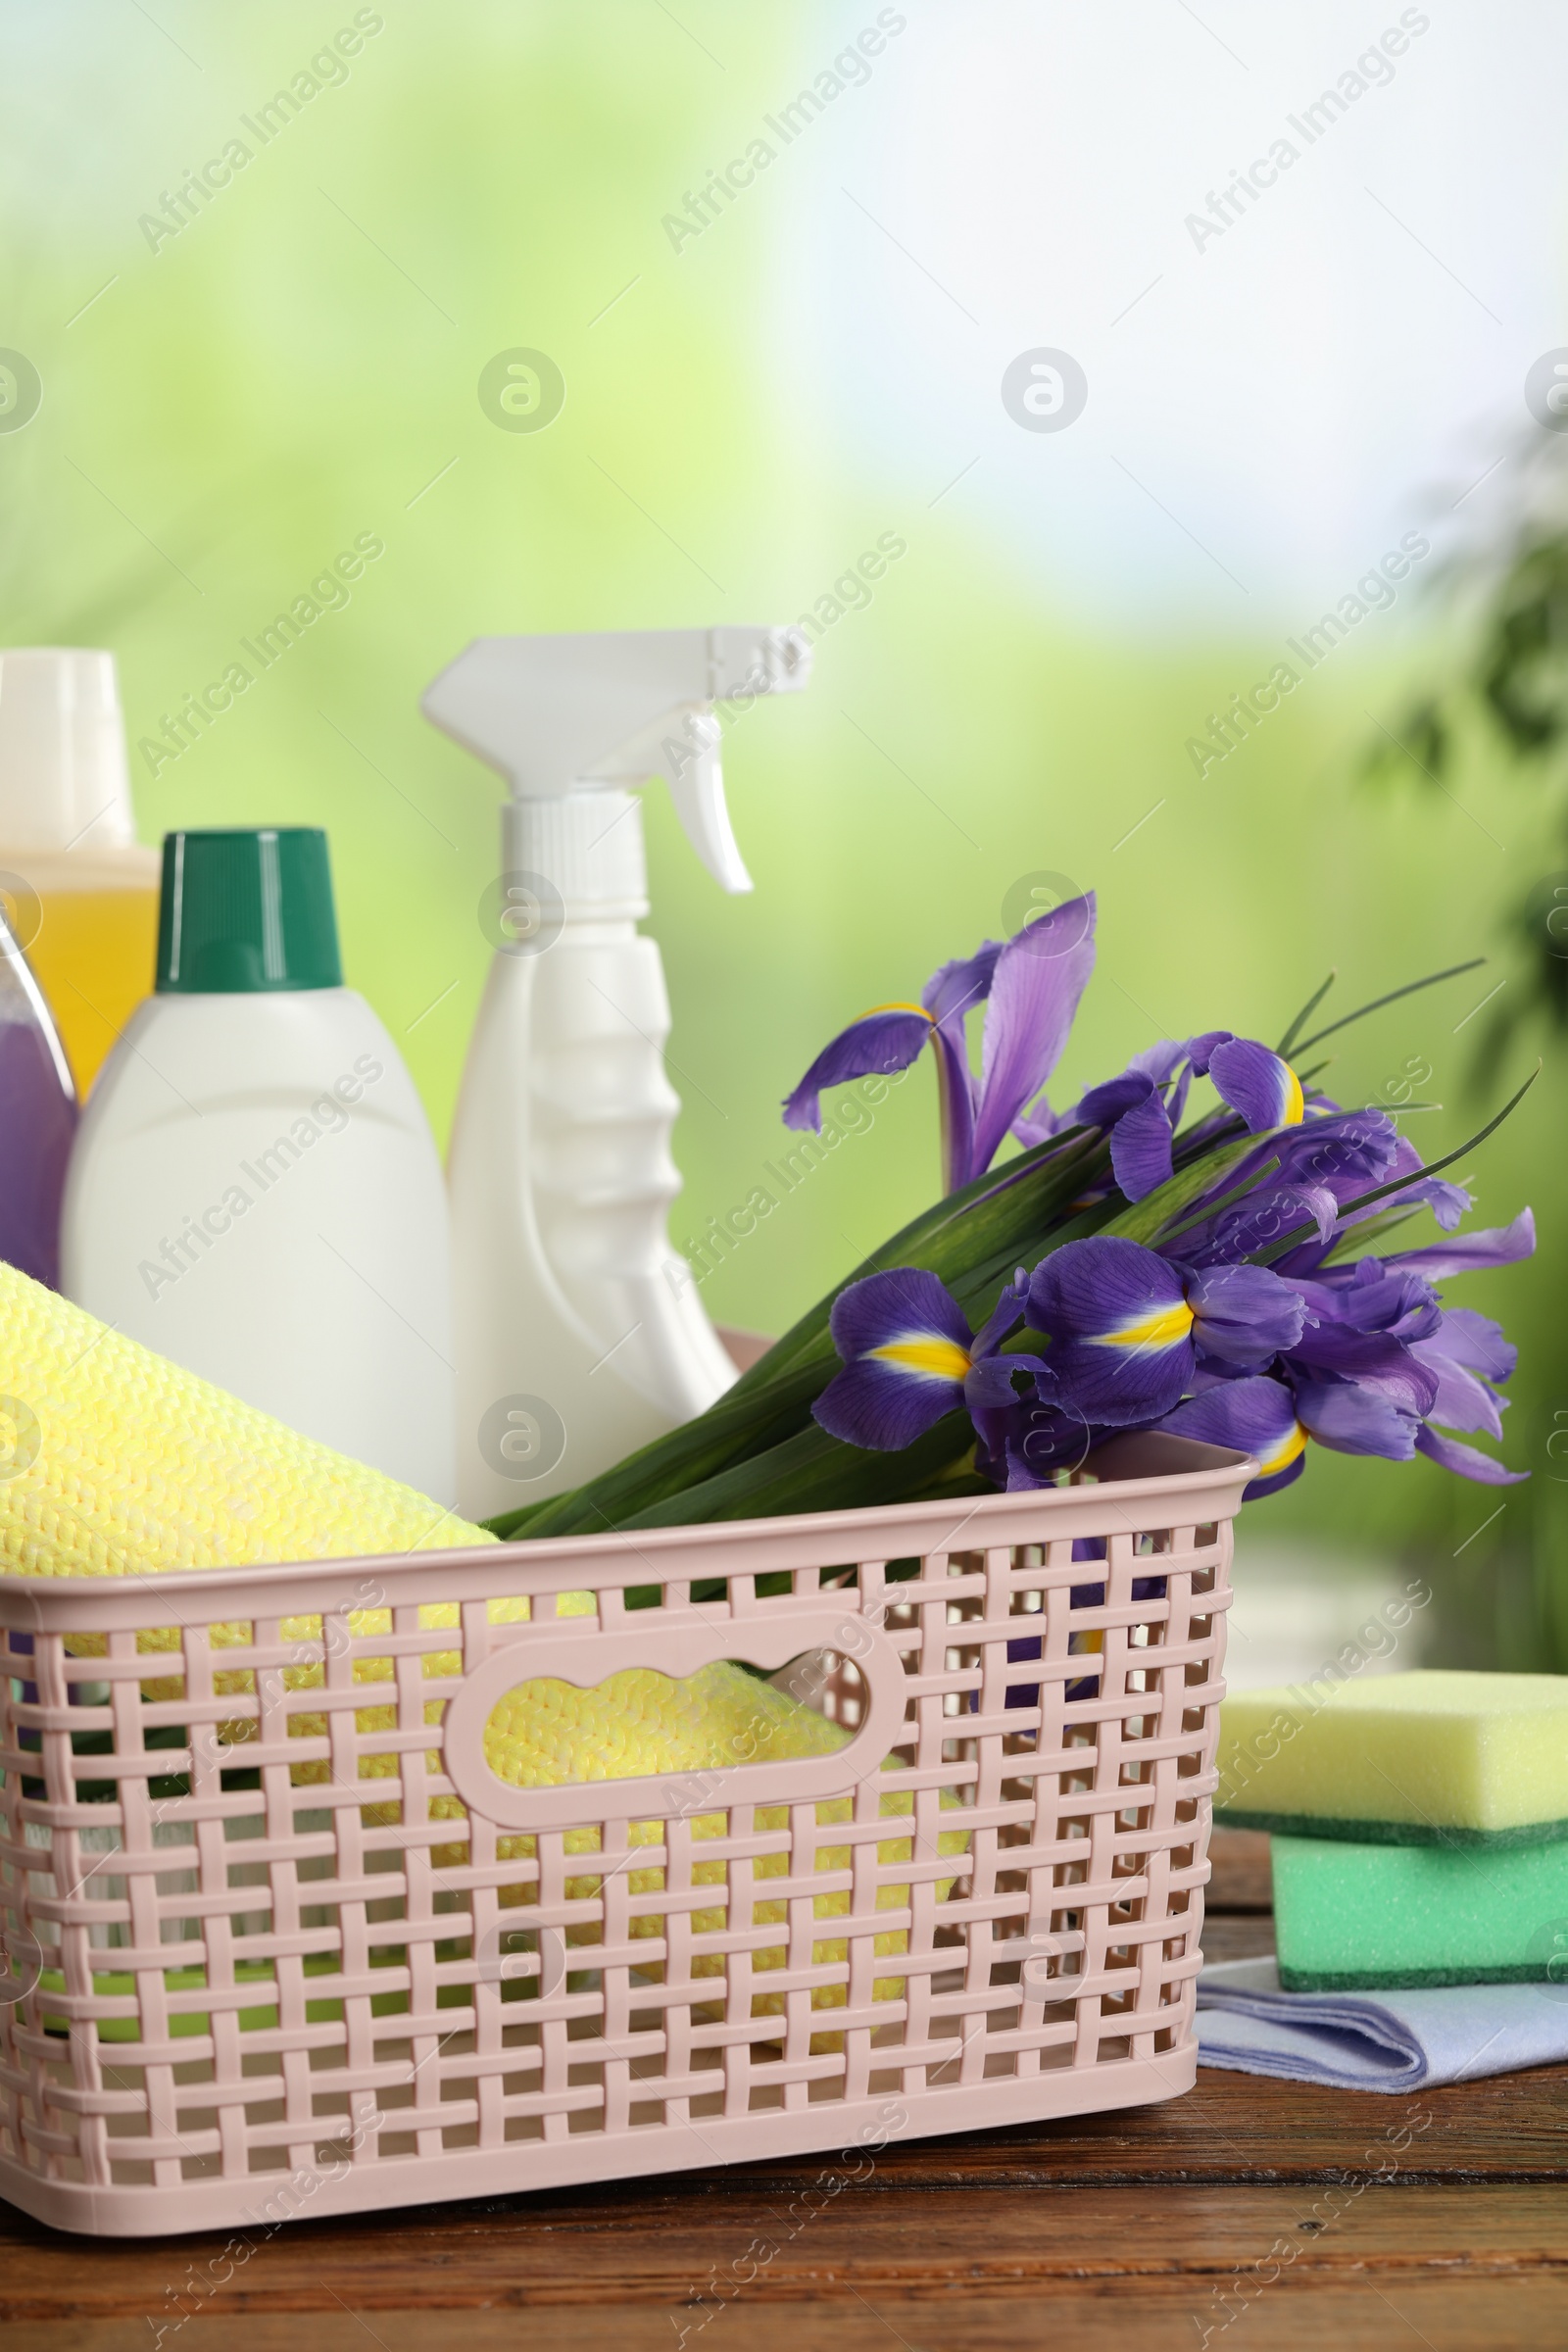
[1293,958,1487,1055]
[1152,1156,1280,1250]
[735,1125,1099,1390]
[484,1360,827,1541]
[1276,971,1336,1057]
[615,1412,978,1532]
[1097,1134,1261,1247]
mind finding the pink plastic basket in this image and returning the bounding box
[0,1431,1247,2237]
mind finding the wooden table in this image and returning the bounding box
[5,1834,1565,2351]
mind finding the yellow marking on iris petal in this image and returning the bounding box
[1093,1298,1195,1350]
[869,1337,973,1381]
[1281,1062,1305,1125]
[864,999,937,1022]
[1259,1420,1308,1478]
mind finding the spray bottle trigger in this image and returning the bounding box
[664,711,752,895]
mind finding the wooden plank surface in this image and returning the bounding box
[4,1829,1564,2351]
[1207,1825,1274,1911]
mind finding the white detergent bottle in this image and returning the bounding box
[422,625,811,1517]
[61,827,456,1503]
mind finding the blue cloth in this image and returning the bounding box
[1195,1956,1568,2091]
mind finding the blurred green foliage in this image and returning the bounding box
[1363,447,1568,1661]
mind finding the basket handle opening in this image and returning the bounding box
[440,1605,909,1831]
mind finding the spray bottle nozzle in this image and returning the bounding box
[421,626,811,902]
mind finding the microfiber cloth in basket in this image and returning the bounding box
[1195,1956,1568,2091]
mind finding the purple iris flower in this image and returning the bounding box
[812,1266,1057,1481]
[1152,1215,1532,1490]
[1171,1348,1444,1482]
[1155,1355,1436,1493]
[783,896,1098,1194]
[1256,1201,1531,1486]
[1021,1236,1305,1425]
[1282,1257,1523,1484]
[1169,1103,1467,1270]
[792,903,1535,1502]
[1018,1031,1309,1205]
[814,1202,1532,1494]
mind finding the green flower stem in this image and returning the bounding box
[485,1128,1109,1541]
[613,1410,978,1533]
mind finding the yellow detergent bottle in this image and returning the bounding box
[0,648,159,1092]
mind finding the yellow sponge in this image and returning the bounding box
[1217,1670,1568,1846]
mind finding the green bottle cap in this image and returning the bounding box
[156,828,344,994]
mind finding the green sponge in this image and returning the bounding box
[1272,1832,1568,1990]
[1216,1671,1568,1847]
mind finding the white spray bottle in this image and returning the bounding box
[422,626,811,1517]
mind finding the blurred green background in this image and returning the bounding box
[1,1,1561,1658]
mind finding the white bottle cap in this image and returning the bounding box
[505,791,649,916]
[0,648,158,890]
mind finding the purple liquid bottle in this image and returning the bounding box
[0,906,76,1289]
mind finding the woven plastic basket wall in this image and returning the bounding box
[0,1431,1248,2237]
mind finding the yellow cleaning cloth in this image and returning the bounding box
[0,1256,480,1573]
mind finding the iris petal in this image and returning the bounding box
[1420,1304,1516,1384]
[783,1006,932,1133]
[1011,1094,1067,1150]
[1027,1237,1187,1343]
[1157,1375,1306,1497]
[1185,1029,1234,1075]
[1287,1321,1440,1417]
[1382,1135,1471,1232]
[829,1265,971,1361]
[1414,1425,1528,1485]
[1026,1237,1195,1424]
[1379,1208,1536,1282]
[1208,1038,1305,1131]
[969,894,1098,1172]
[922,941,1003,1028]
[1105,1088,1176,1201]
[813,1358,965,1450]
[1256,1114,1399,1217]
[1300,1261,1442,1342]
[1127,1040,1189,1085]
[1077,1070,1154,1128]
[1290,1374,1422,1461]
[814,1267,974,1450]
[1408,1343,1505,1439]
[1183,1261,1306,1364]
